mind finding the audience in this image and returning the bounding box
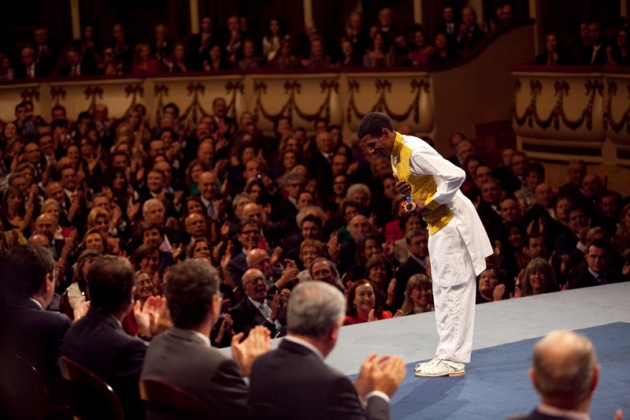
[141,260,270,419]
[249,281,406,419]
[0,5,627,418]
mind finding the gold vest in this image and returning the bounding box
[392,132,454,235]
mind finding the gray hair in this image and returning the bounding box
[532,330,597,405]
[287,281,345,339]
[296,205,326,227]
[346,183,371,200]
[142,198,164,216]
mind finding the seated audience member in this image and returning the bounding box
[534,32,575,65]
[612,203,630,256]
[249,281,406,420]
[63,249,100,314]
[309,257,345,292]
[0,245,79,404]
[570,240,625,289]
[230,268,286,338]
[395,273,434,316]
[62,256,157,418]
[394,228,428,309]
[507,330,623,420]
[141,260,271,419]
[343,279,393,326]
[475,265,507,303]
[428,33,460,64]
[517,257,560,297]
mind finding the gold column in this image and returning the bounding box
[190,0,199,34]
[70,0,81,39]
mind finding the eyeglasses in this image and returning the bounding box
[243,277,265,287]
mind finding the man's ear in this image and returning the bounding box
[43,272,53,294]
[528,368,540,392]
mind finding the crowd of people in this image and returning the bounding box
[0,3,629,418]
[536,21,630,66]
[0,3,527,81]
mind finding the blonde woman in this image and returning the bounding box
[396,274,434,316]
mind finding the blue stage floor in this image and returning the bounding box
[334,282,630,419]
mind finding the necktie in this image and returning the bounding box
[260,302,272,318]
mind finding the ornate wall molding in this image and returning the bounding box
[604,79,630,135]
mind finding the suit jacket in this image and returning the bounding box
[230,297,281,338]
[140,327,249,420]
[570,268,620,289]
[249,338,390,420]
[227,252,248,287]
[0,298,71,404]
[506,407,579,420]
[61,310,147,418]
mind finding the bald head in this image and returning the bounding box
[530,330,598,410]
[242,202,263,224]
[35,213,58,241]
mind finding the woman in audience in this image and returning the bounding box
[239,39,262,69]
[344,234,383,283]
[408,27,435,67]
[535,32,575,66]
[123,269,159,335]
[363,31,388,68]
[518,257,560,297]
[131,43,162,75]
[203,44,229,71]
[185,159,205,195]
[297,239,324,280]
[262,18,287,61]
[267,39,299,69]
[165,42,190,72]
[498,223,528,287]
[96,46,123,75]
[133,242,162,280]
[64,249,100,313]
[186,237,212,260]
[82,228,107,254]
[476,265,507,303]
[609,28,630,66]
[274,149,299,183]
[1,185,33,237]
[343,279,392,325]
[364,255,394,308]
[429,32,460,65]
[396,273,434,316]
[339,38,362,67]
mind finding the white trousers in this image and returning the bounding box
[429,222,477,363]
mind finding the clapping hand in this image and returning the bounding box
[231,326,271,377]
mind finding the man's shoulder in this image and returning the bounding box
[506,408,568,420]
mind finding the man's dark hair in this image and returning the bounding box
[301,214,323,230]
[50,119,68,131]
[0,245,54,299]
[166,260,220,328]
[77,111,92,123]
[357,112,393,139]
[142,222,164,238]
[87,256,134,314]
[162,102,179,118]
[239,218,260,233]
[51,104,66,115]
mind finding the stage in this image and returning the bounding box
[333,282,630,419]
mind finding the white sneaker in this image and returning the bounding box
[415,359,465,378]
[414,356,440,373]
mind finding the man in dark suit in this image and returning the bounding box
[570,240,623,289]
[228,219,262,286]
[306,131,335,200]
[15,47,48,79]
[58,48,96,77]
[231,268,286,338]
[507,330,623,420]
[249,281,406,420]
[0,245,75,404]
[141,260,270,419]
[394,229,428,310]
[580,22,607,65]
[62,256,148,419]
